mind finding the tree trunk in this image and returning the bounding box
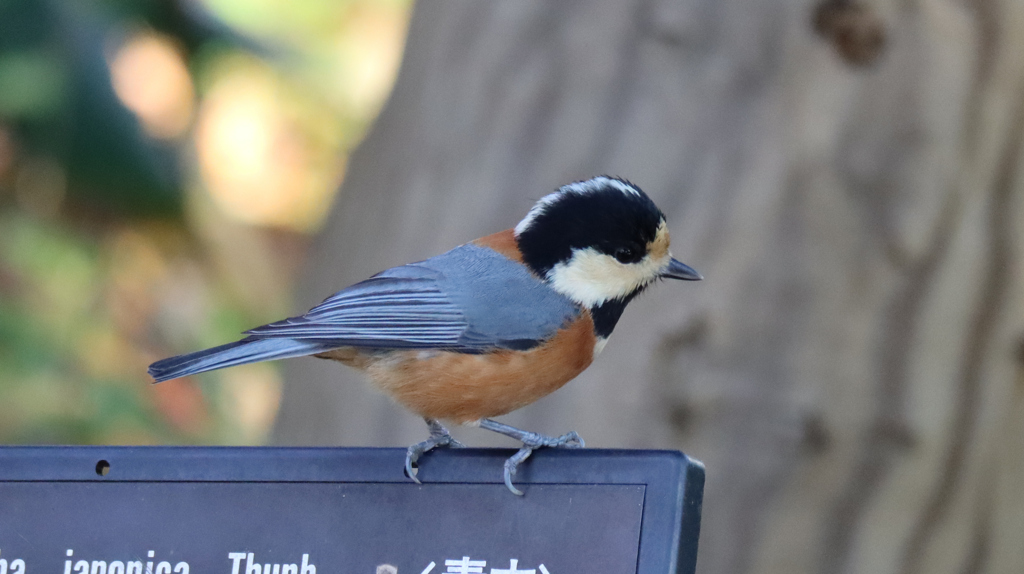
[272,1,1024,574]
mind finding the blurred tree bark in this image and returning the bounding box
[273,1,1024,574]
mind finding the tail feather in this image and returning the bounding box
[148,337,328,383]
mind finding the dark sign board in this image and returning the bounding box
[0,447,703,574]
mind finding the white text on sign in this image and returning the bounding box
[0,549,26,574]
[228,553,317,574]
[63,550,189,574]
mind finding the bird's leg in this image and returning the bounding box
[478,419,585,496]
[405,418,464,484]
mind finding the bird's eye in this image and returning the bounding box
[613,246,642,264]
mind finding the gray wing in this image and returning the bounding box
[245,244,580,352]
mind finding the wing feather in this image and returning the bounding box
[244,266,469,347]
[149,244,582,383]
[243,244,580,351]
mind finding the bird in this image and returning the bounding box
[149,176,702,495]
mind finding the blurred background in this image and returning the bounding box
[3,1,1024,574]
[0,0,410,445]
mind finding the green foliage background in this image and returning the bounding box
[0,0,409,445]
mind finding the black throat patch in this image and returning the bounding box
[589,290,644,339]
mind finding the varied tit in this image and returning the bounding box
[149,176,701,495]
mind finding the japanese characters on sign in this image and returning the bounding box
[9,550,564,574]
[418,557,552,574]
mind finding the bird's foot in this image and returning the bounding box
[479,419,585,496]
[405,419,464,484]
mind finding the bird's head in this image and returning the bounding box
[514,176,701,317]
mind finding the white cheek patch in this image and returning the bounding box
[546,248,669,307]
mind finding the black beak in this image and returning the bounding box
[661,258,702,281]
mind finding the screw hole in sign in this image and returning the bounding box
[95,460,110,476]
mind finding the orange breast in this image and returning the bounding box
[358,312,596,424]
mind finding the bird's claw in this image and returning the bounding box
[405,420,463,484]
[405,449,422,484]
[410,418,585,495]
[501,430,585,496]
[503,446,533,496]
[548,430,585,449]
